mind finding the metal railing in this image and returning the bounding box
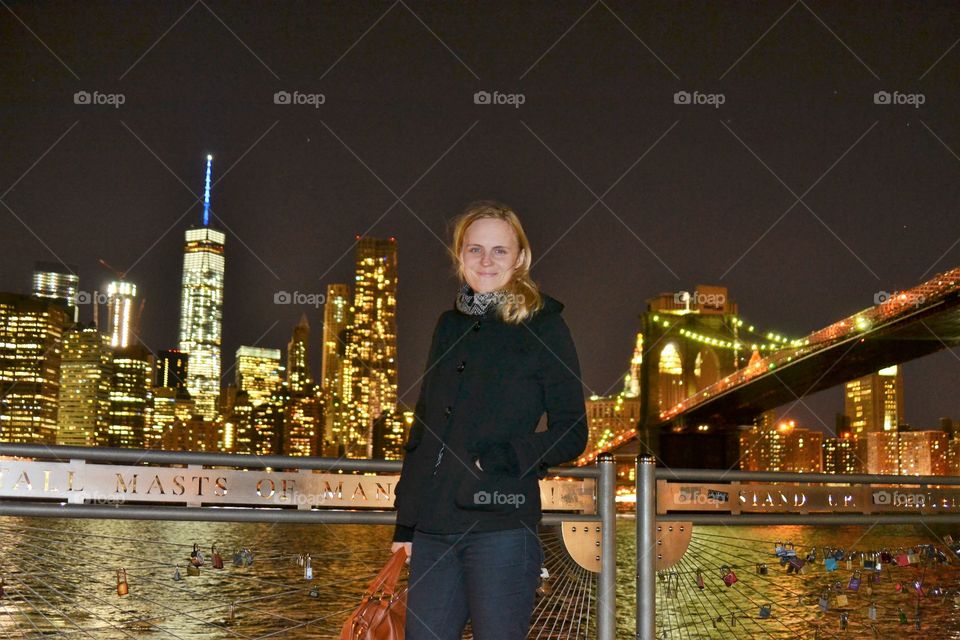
[636,456,960,640]
[0,443,619,640]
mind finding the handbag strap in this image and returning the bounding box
[364,547,407,597]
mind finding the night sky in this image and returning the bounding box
[2,1,959,434]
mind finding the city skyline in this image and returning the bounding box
[2,2,960,434]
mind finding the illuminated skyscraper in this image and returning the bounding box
[235,346,282,407]
[107,280,138,348]
[287,313,313,393]
[0,293,69,443]
[107,344,153,448]
[898,430,949,476]
[342,236,398,457]
[844,365,903,434]
[32,261,79,323]
[178,155,225,421]
[585,394,641,453]
[321,283,351,455]
[57,324,113,447]
[740,419,822,473]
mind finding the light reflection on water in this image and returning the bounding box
[2,518,960,638]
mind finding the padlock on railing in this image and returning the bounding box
[0,576,4,599]
[868,602,878,621]
[721,565,738,587]
[756,562,768,575]
[895,581,904,593]
[304,554,313,580]
[190,543,205,567]
[914,579,924,597]
[759,603,771,619]
[309,585,319,598]
[242,548,254,566]
[212,543,224,569]
[787,556,805,574]
[695,569,705,590]
[848,570,861,592]
[819,592,829,612]
[840,612,848,630]
[116,569,129,597]
[536,566,552,597]
[187,563,200,577]
[836,593,849,607]
[898,608,908,624]
[825,557,838,572]
[173,564,182,581]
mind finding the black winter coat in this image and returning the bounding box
[392,294,588,542]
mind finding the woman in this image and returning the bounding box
[391,201,587,640]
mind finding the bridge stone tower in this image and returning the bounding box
[637,285,746,465]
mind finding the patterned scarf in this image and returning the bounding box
[456,283,502,316]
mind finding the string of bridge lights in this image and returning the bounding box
[650,314,810,353]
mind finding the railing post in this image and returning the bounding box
[636,455,656,640]
[597,453,617,640]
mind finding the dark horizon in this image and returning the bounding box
[3,1,960,434]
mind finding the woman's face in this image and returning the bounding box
[460,217,523,293]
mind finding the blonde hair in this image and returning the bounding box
[449,200,543,324]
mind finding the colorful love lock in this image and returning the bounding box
[835,594,849,607]
[895,581,904,593]
[848,570,861,592]
[899,608,908,624]
[173,564,182,581]
[234,549,244,567]
[788,556,805,574]
[695,569,705,590]
[864,558,876,570]
[187,563,200,577]
[868,603,878,621]
[825,557,838,572]
[756,563,768,576]
[116,569,129,597]
[190,543,205,567]
[896,552,910,567]
[914,580,924,596]
[721,566,738,587]
[212,544,224,570]
[304,554,313,580]
[846,557,853,570]
[880,551,893,564]
[872,569,881,584]
[759,604,771,619]
[308,585,319,598]
[819,593,829,612]
[840,612,849,630]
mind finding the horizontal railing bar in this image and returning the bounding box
[0,502,599,524]
[0,443,598,478]
[656,468,960,486]
[658,513,960,525]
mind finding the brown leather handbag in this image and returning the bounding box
[340,547,408,640]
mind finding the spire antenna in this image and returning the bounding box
[202,154,213,226]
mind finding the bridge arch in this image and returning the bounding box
[658,342,684,412]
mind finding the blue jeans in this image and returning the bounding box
[405,526,543,640]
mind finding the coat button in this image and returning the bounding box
[472,321,481,331]
[444,406,453,418]
[456,361,466,372]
